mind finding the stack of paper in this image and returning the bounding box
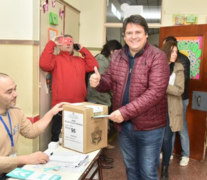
[49,151,88,168]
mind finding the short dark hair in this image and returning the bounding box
[64,34,73,38]
[101,40,122,58]
[122,15,149,35]
[161,41,179,62]
[165,36,177,44]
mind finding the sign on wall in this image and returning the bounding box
[173,14,198,26]
[176,36,202,80]
[48,28,58,41]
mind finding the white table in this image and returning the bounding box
[9,146,103,180]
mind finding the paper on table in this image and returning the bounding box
[92,115,110,119]
[34,150,89,172]
[49,151,89,168]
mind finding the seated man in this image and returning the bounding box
[0,73,66,178]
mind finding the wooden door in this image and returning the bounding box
[159,25,207,161]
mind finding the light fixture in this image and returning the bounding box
[121,3,143,20]
[111,3,122,21]
[120,3,161,20]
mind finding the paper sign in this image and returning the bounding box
[63,111,84,152]
[84,105,103,116]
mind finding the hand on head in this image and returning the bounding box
[52,35,63,45]
[89,67,101,88]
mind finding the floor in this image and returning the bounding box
[102,132,207,180]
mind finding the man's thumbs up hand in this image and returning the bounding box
[89,66,101,88]
[94,66,100,76]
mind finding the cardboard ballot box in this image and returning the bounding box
[62,102,108,153]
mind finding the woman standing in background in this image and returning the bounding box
[160,41,185,180]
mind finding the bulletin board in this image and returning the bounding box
[176,36,203,80]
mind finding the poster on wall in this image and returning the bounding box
[48,28,59,54]
[173,14,198,26]
[45,73,52,94]
[176,36,202,80]
[48,28,58,41]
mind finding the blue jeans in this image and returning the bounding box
[118,121,164,180]
[162,115,173,166]
[172,99,190,157]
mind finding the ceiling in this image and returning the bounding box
[118,0,161,7]
[106,0,162,35]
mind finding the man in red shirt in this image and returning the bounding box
[40,35,98,141]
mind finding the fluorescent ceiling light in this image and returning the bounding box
[116,10,121,20]
[111,3,122,21]
[111,3,116,16]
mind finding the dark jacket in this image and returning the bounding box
[178,52,190,100]
[96,42,170,131]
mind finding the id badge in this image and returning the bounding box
[9,153,17,157]
[9,147,17,157]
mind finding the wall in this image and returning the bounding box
[66,0,105,51]
[106,28,122,42]
[0,0,40,155]
[0,0,40,116]
[65,0,81,10]
[0,44,38,117]
[0,0,39,40]
[162,0,207,26]
[148,34,160,47]
[33,0,40,40]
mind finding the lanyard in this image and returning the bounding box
[0,110,14,147]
